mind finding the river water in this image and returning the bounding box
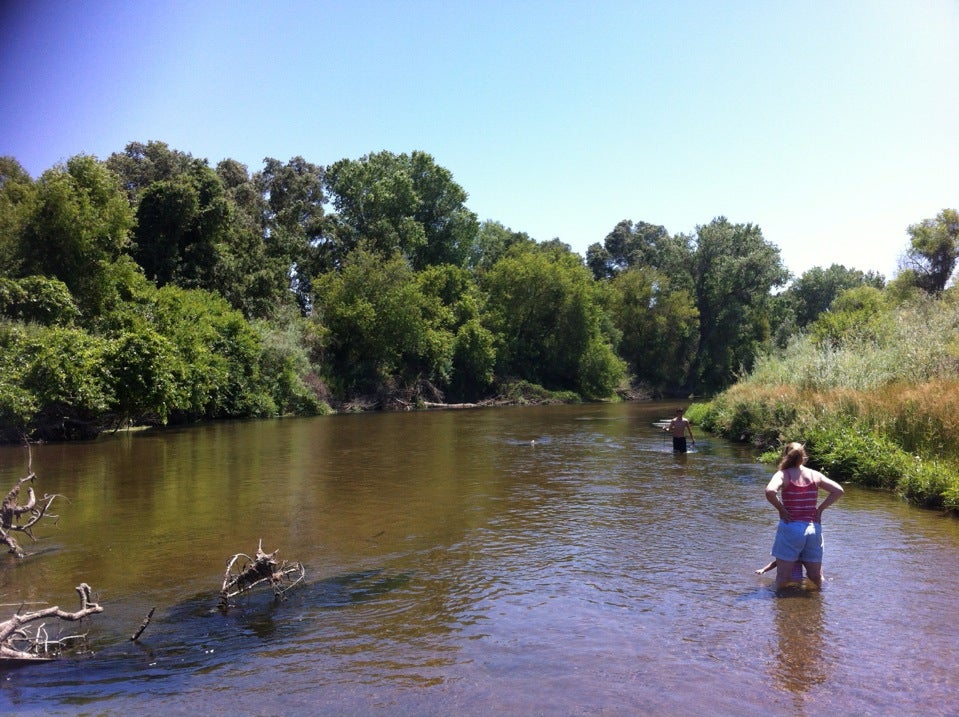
[0,401,957,716]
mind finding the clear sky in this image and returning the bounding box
[1,0,956,281]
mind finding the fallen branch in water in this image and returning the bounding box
[1,442,63,557]
[0,583,104,661]
[218,540,305,610]
[130,606,156,642]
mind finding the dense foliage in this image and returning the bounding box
[688,288,959,513]
[0,141,954,449]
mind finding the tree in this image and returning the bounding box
[899,209,959,294]
[323,150,479,271]
[214,158,301,320]
[132,162,228,291]
[149,285,274,421]
[112,143,295,320]
[17,156,135,318]
[0,276,79,325]
[17,325,112,440]
[685,217,788,393]
[587,220,671,279]
[472,220,534,272]
[481,243,625,398]
[606,266,698,391]
[809,285,891,349]
[313,248,456,398]
[416,263,496,401]
[0,157,36,277]
[105,140,198,203]
[783,264,885,329]
[254,156,326,313]
[102,322,179,425]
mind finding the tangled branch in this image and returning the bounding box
[218,539,305,610]
[0,441,64,557]
[0,583,104,661]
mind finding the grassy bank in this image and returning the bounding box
[685,295,959,514]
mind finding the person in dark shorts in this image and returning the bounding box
[664,408,695,452]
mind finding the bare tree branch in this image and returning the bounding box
[218,539,305,610]
[0,584,104,661]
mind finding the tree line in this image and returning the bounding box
[0,141,954,441]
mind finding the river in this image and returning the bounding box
[0,401,957,716]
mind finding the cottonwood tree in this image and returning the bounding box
[899,209,959,295]
[683,217,788,393]
[605,266,699,391]
[323,150,479,271]
[481,242,625,398]
[15,156,135,318]
[783,264,885,330]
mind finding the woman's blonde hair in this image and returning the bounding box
[778,442,807,471]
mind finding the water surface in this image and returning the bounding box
[0,402,956,715]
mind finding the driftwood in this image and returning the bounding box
[130,606,156,642]
[0,583,104,661]
[1,444,61,557]
[218,540,305,610]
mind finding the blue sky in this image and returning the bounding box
[2,0,956,280]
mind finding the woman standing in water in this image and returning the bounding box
[764,442,844,590]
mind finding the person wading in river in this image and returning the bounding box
[664,408,695,452]
[764,442,844,590]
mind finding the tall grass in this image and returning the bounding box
[689,295,959,513]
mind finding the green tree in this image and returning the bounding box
[132,162,228,291]
[416,263,496,401]
[323,150,479,271]
[0,157,36,277]
[18,325,112,440]
[587,219,672,279]
[481,244,625,398]
[16,156,135,318]
[252,315,327,416]
[472,220,534,272]
[255,156,327,313]
[314,248,456,395]
[103,322,179,424]
[685,217,788,393]
[784,264,886,329]
[213,158,301,320]
[606,266,698,391]
[899,209,959,294]
[0,275,79,325]
[150,285,273,420]
[105,140,198,203]
[112,143,290,319]
[809,285,891,348]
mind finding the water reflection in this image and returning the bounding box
[771,589,828,704]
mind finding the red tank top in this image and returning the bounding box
[782,468,819,522]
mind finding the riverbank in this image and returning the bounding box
[686,380,959,515]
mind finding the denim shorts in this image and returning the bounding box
[771,520,824,563]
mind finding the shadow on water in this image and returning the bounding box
[166,568,414,639]
[0,569,413,706]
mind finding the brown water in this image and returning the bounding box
[0,401,957,716]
